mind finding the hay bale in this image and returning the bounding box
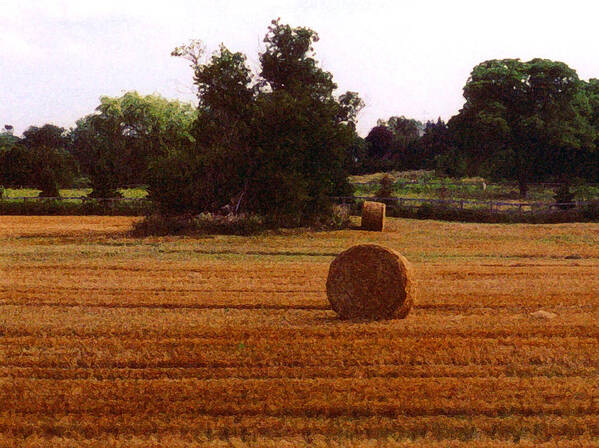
[361,201,386,231]
[326,244,414,320]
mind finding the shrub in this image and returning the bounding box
[132,213,265,236]
[37,169,60,198]
[580,200,599,220]
[327,204,352,229]
[553,184,575,209]
[375,174,395,198]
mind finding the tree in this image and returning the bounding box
[13,124,78,196]
[0,126,19,148]
[153,19,361,225]
[259,19,336,100]
[582,78,599,182]
[362,116,424,172]
[416,118,453,170]
[365,125,394,159]
[71,92,197,196]
[21,124,69,150]
[449,59,595,196]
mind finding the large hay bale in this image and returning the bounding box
[361,201,385,231]
[326,244,414,320]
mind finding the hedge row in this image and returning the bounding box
[0,199,152,216]
[346,200,599,224]
[3,197,599,224]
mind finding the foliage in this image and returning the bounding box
[365,125,393,160]
[22,124,69,150]
[375,173,395,198]
[553,184,576,209]
[0,129,20,148]
[148,149,208,215]
[0,124,78,192]
[37,166,60,198]
[379,199,599,223]
[155,19,361,226]
[416,118,454,170]
[361,116,425,173]
[346,135,369,174]
[70,92,196,196]
[132,212,265,236]
[447,59,596,197]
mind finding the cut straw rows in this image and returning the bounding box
[2,415,599,446]
[2,216,599,445]
[2,335,598,370]
[3,378,599,419]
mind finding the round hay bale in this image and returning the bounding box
[326,244,414,320]
[361,201,386,231]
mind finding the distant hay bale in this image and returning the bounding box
[326,244,414,320]
[361,201,386,231]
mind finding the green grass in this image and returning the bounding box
[351,171,599,202]
[4,174,598,205]
[4,187,148,199]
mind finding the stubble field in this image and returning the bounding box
[1,215,599,447]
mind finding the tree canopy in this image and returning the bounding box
[447,58,596,195]
[152,19,362,224]
[70,92,196,196]
[0,124,78,196]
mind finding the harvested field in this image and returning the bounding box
[1,215,599,447]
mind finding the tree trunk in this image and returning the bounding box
[518,178,529,199]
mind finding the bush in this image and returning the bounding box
[580,200,599,220]
[72,177,91,189]
[553,184,575,209]
[375,174,395,198]
[132,204,351,237]
[327,204,352,229]
[132,213,265,236]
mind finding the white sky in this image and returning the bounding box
[2,0,599,137]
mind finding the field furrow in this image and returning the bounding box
[2,216,599,445]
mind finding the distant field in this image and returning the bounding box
[349,172,599,202]
[4,176,599,204]
[3,187,148,199]
[2,216,599,446]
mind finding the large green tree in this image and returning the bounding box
[448,59,595,196]
[1,124,78,196]
[71,92,196,197]
[582,78,599,181]
[155,19,362,225]
[362,116,424,172]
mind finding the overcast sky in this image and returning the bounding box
[2,0,599,137]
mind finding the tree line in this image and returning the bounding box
[359,59,599,197]
[2,21,599,221]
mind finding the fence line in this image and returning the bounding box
[3,195,596,214]
[7,196,150,202]
[351,180,599,189]
[332,196,595,213]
